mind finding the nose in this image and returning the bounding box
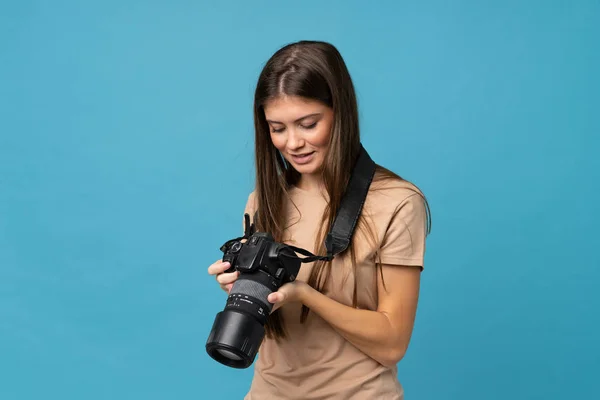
[286,128,305,150]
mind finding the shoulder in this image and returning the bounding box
[362,168,430,241]
[367,168,427,215]
[246,190,257,205]
[244,190,258,214]
[365,169,430,265]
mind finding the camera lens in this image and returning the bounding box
[206,271,276,368]
[207,234,302,369]
[216,349,242,360]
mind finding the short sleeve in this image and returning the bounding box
[378,193,428,268]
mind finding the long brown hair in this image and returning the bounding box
[252,40,431,339]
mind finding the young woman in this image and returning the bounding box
[207,40,431,400]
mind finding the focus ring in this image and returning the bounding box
[229,278,273,303]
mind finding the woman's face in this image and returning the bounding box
[264,95,333,177]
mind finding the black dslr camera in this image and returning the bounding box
[205,214,305,369]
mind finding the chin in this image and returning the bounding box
[293,165,319,174]
[291,159,323,174]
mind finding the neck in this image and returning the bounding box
[296,174,325,193]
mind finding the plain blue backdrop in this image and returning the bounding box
[1,1,598,399]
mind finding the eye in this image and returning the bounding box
[301,121,317,130]
[270,126,285,133]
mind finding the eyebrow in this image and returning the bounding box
[266,113,321,124]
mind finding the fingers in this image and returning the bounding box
[219,277,237,293]
[268,293,283,313]
[216,270,239,286]
[267,292,283,304]
[207,259,232,276]
[207,259,238,294]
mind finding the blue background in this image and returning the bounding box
[1,1,598,399]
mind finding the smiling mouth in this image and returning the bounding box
[289,151,316,164]
[291,152,314,157]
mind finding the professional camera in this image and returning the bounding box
[205,145,377,369]
[205,215,304,369]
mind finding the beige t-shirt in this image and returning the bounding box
[243,174,428,400]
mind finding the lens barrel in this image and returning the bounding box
[205,309,265,368]
[205,274,275,368]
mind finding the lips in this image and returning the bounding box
[289,151,315,165]
[290,151,314,157]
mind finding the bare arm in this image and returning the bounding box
[297,263,421,367]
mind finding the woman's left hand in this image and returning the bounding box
[267,280,310,312]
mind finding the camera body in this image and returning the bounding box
[205,231,301,369]
[222,232,300,284]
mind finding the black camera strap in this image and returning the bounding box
[324,144,376,260]
[269,144,376,263]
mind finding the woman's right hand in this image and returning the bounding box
[207,260,239,293]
